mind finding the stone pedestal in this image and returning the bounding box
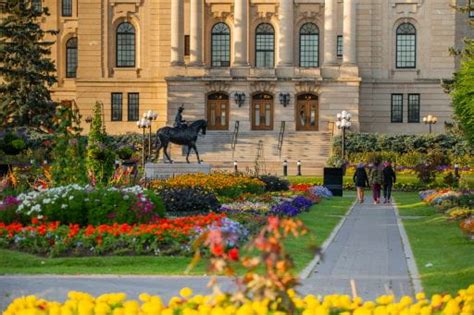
[145,162,211,179]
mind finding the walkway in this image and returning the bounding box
[0,196,418,309]
[301,198,416,299]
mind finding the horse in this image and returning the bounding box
[155,119,207,164]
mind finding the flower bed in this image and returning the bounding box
[0,213,250,257]
[0,185,165,225]
[150,173,265,198]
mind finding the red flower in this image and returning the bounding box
[31,218,39,225]
[211,244,224,257]
[228,247,239,261]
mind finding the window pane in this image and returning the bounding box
[391,94,403,123]
[127,93,139,121]
[265,104,271,126]
[255,104,260,125]
[62,0,72,16]
[111,93,123,121]
[299,23,319,67]
[66,38,77,78]
[211,23,231,67]
[255,23,274,68]
[116,22,136,67]
[337,35,343,58]
[32,0,42,12]
[408,94,420,123]
[396,23,416,68]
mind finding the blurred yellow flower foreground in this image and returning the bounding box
[4,285,474,315]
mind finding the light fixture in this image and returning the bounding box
[279,93,290,107]
[234,92,246,107]
[423,115,438,134]
[336,110,352,160]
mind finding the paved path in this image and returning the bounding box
[0,196,418,309]
[301,198,416,300]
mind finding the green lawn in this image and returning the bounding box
[0,194,354,275]
[394,192,474,295]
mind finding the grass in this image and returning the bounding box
[0,194,355,275]
[394,192,474,295]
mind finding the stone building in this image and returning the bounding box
[8,0,474,172]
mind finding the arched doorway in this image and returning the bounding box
[296,94,318,131]
[252,93,273,130]
[207,92,229,130]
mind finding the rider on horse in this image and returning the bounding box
[174,105,187,129]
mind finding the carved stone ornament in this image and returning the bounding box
[205,81,231,93]
[250,81,276,94]
[296,4,321,19]
[295,81,321,95]
[209,3,233,19]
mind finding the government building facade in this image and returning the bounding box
[28,0,474,171]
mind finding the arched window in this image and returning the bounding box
[66,38,78,78]
[255,23,274,68]
[62,0,72,16]
[207,93,229,130]
[116,22,136,68]
[211,23,231,67]
[299,23,319,68]
[396,23,416,69]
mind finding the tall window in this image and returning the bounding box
[62,0,72,16]
[299,23,319,68]
[116,22,136,68]
[255,23,274,68]
[184,35,190,56]
[127,93,139,121]
[32,0,42,12]
[396,23,416,69]
[337,35,343,58]
[408,94,420,123]
[470,0,474,18]
[111,93,123,121]
[65,38,77,78]
[391,94,403,123]
[211,23,231,67]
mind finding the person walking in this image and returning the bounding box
[383,161,396,203]
[369,161,384,204]
[353,163,370,203]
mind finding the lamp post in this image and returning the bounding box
[233,160,238,174]
[423,115,438,134]
[137,118,150,166]
[283,160,288,177]
[335,111,352,161]
[143,110,158,159]
[297,160,302,176]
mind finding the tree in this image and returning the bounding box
[0,0,57,130]
[50,102,88,186]
[444,3,474,145]
[86,102,116,185]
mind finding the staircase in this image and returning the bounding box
[167,131,332,175]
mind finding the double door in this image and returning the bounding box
[296,94,319,131]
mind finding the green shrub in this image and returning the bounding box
[157,187,220,214]
[258,175,290,192]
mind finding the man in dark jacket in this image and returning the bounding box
[382,161,396,203]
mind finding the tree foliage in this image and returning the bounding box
[51,102,88,186]
[0,0,57,130]
[86,102,116,186]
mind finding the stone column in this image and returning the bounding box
[234,0,249,66]
[343,0,356,64]
[323,0,337,66]
[170,0,184,65]
[277,0,294,67]
[189,0,203,65]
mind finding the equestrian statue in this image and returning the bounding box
[155,105,208,164]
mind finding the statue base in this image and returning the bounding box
[145,162,211,180]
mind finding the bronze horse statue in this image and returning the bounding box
[155,119,207,163]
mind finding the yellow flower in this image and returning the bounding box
[180,287,194,298]
[417,293,427,301]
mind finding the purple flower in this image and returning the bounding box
[292,195,313,211]
[271,201,301,217]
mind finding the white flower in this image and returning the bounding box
[123,195,129,200]
[43,198,51,204]
[69,196,74,200]
[61,204,68,209]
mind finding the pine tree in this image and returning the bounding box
[0,0,58,130]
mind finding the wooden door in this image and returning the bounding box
[252,93,273,130]
[207,93,229,130]
[296,94,318,131]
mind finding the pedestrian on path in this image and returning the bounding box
[383,161,396,203]
[369,161,384,204]
[353,162,370,203]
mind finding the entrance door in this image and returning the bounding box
[296,93,318,131]
[252,93,273,130]
[207,93,229,130]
